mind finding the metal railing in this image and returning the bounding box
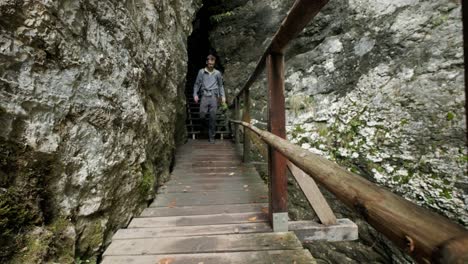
[228,0,468,263]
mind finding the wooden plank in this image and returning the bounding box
[158,182,267,193]
[267,53,288,223]
[243,88,252,162]
[161,177,263,187]
[101,249,315,264]
[289,219,358,242]
[128,212,268,228]
[120,221,271,239]
[287,162,337,225]
[169,173,261,182]
[141,203,268,217]
[172,167,257,174]
[150,191,268,207]
[175,161,242,167]
[103,232,303,256]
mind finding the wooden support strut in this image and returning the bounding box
[230,120,468,264]
[242,88,251,163]
[267,53,288,232]
[234,98,240,144]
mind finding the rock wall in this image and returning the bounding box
[0,0,199,262]
[207,0,466,263]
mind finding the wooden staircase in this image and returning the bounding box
[185,92,231,140]
[101,140,316,264]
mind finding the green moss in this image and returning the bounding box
[432,14,448,27]
[77,220,103,260]
[210,11,235,23]
[140,163,155,196]
[446,111,455,121]
[317,125,328,138]
[9,217,75,263]
[10,228,53,264]
[440,188,452,199]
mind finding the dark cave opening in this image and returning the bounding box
[185,3,225,140]
[185,4,224,98]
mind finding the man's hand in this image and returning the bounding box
[221,97,226,103]
[194,95,199,104]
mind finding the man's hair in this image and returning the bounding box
[206,54,216,60]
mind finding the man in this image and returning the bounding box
[193,54,226,143]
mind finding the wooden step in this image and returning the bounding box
[113,222,272,240]
[158,182,267,193]
[128,212,268,228]
[161,178,264,188]
[102,249,315,264]
[141,203,268,217]
[103,232,303,256]
[150,190,268,207]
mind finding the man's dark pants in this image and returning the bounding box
[200,95,218,140]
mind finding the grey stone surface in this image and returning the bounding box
[207,0,466,263]
[0,0,200,262]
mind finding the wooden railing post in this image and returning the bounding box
[234,97,240,145]
[242,89,251,162]
[267,53,288,232]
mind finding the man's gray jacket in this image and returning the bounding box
[193,68,225,98]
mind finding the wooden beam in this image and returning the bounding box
[247,126,337,225]
[243,88,251,162]
[267,53,288,231]
[289,219,358,243]
[234,98,240,144]
[231,120,468,264]
[287,162,337,226]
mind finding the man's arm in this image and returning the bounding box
[193,70,203,103]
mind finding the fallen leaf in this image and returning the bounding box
[261,207,269,214]
[198,262,204,264]
[248,216,257,222]
[168,200,177,208]
[259,195,267,199]
[182,189,187,192]
[229,172,234,175]
[243,185,248,188]
[158,257,175,264]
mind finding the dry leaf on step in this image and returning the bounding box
[248,216,257,222]
[158,257,174,264]
[168,200,176,208]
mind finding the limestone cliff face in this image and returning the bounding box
[0,0,199,262]
[208,0,466,262]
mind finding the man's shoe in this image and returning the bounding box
[208,138,215,144]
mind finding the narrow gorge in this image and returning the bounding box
[0,0,466,263]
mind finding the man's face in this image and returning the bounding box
[206,56,216,69]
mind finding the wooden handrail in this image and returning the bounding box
[230,0,329,105]
[230,119,468,264]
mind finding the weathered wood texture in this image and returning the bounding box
[101,140,317,264]
[287,162,337,226]
[243,88,252,162]
[247,126,337,226]
[267,53,288,221]
[231,120,468,263]
[102,249,315,264]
